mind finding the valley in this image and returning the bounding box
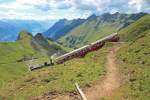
[0,20,55,42]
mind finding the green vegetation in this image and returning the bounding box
[109,33,150,100]
[32,33,66,56]
[119,14,150,41]
[0,31,65,91]
[0,47,109,100]
[106,15,150,100]
[60,22,116,48]
[59,13,146,48]
[0,32,40,89]
[59,17,119,48]
[0,13,149,100]
[0,30,109,100]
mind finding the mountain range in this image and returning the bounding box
[43,12,147,48]
[0,12,147,44]
[59,12,147,48]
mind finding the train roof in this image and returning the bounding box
[91,32,117,45]
[55,45,89,60]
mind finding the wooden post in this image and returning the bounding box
[75,82,87,100]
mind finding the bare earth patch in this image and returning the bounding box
[31,92,82,100]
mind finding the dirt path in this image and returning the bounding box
[33,47,120,100]
[84,47,120,100]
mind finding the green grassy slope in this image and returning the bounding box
[0,32,39,88]
[118,14,150,41]
[0,41,36,89]
[0,31,66,90]
[107,15,150,100]
[0,46,110,100]
[59,13,146,48]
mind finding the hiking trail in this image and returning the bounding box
[84,47,120,100]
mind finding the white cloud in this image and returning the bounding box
[0,10,60,20]
[0,2,31,10]
[0,0,149,20]
[16,0,49,6]
[128,0,144,12]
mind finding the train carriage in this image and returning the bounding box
[52,33,119,64]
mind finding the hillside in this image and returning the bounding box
[33,33,66,56]
[0,31,65,91]
[118,14,150,41]
[59,12,146,48]
[0,31,66,64]
[0,30,119,99]
[0,45,110,100]
[106,15,150,99]
[0,32,38,90]
[17,31,65,56]
[0,31,36,64]
[43,18,85,40]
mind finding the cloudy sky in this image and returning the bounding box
[0,0,150,20]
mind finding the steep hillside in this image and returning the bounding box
[118,14,150,41]
[43,18,85,40]
[33,33,65,56]
[59,12,146,48]
[107,15,150,99]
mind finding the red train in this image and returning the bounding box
[52,33,119,64]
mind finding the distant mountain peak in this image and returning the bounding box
[113,12,120,15]
[35,33,44,38]
[34,33,46,41]
[17,31,33,41]
[101,12,112,17]
[87,14,97,20]
[59,19,67,22]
